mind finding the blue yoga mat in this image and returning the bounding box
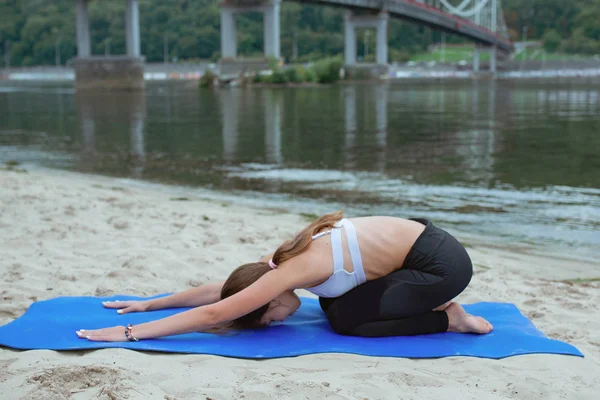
[0,296,583,359]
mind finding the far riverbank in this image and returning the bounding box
[2,60,600,82]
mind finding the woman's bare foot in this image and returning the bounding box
[445,302,493,334]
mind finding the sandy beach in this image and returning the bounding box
[0,167,599,400]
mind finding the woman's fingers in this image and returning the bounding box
[76,327,126,342]
[102,300,131,309]
[102,300,143,314]
[76,328,100,338]
[117,306,135,315]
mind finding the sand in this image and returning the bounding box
[1,167,599,400]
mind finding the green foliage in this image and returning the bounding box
[389,49,412,63]
[249,60,340,85]
[345,67,372,81]
[284,66,300,83]
[576,1,600,41]
[271,69,287,84]
[312,57,343,84]
[260,74,273,84]
[199,69,216,88]
[542,29,562,53]
[253,72,273,84]
[2,0,600,67]
[0,0,432,67]
[303,67,317,83]
[267,57,281,71]
[562,28,600,55]
[512,49,595,61]
[283,65,313,83]
[502,0,600,54]
[410,45,491,63]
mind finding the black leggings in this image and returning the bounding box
[319,218,472,337]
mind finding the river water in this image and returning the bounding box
[1,80,599,259]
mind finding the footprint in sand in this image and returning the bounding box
[95,287,112,297]
[26,366,139,399]
[57,274,77,282]
[4,271,23,283]
[0,359,16,384]
[203,234,220,247]
[238,236,256,244]
[64,205,76,216]
[523,299,542,307]
[0,310,20,321]
[107,216,130,230]
[4,264,24,283]
[100,196,119,204]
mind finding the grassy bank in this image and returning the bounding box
[200,57,344,88]
[253,57,343,85]
[410,44,598,63]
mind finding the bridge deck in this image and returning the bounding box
[296,0,513,52]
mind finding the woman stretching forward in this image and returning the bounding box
[77,211,492,342]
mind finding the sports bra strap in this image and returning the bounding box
[311,230,332,240]
[310,218,362,278]
[339,219,366,284]
[331,225,344,272]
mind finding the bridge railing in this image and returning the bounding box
[417,0,510,40]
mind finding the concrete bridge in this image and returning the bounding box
[72,0,512,89]
[220,0,511,76]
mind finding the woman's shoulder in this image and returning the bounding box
[278,249,333,288]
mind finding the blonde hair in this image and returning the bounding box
[220,210,343,330]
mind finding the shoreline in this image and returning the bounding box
[1,167,599,399]
[16,163,600,270]
[2,65,600,83]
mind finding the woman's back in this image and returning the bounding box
[300,216,426,288]
[350,216,426,279]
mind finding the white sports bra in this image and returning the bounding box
[305,218,367,298]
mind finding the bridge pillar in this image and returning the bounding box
[75,0,91,58]
[473,45,497,74]
[263,1,281,60]
[344,12,357,66]
[344,11,388,66]
[264,90,283,164]
[220,89,239,162]
[489,46,497,73]
[220,8,237,59]
[344,85,388,170]
[375,13,389,65]
[73,0,144,90]
[219,1,280,63]
[125,0,141,58]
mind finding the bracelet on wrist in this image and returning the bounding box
[124,324,140,342]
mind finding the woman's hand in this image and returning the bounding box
[76,326,128,342]
[102,300,149,314]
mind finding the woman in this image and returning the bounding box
[76,211,492,342]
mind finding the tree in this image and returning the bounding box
[575,0,600,41]
[563,28,600,55]
[542,29,562,53]
[2,0,600,67]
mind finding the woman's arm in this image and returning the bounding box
[134,269,301,338]
[107,252,274,315]
[78,262,309,341]
[103,281,224,314]
[144,281,224,310]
